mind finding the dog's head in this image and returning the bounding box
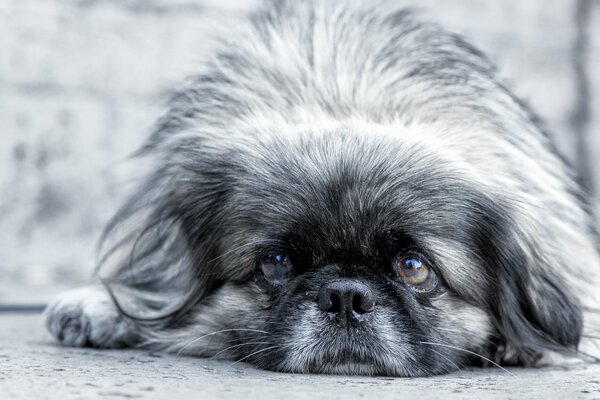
[104,122,583,376]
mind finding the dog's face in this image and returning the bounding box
[108,120,583,376]
[173,124,575,376]
[223,129,489,375]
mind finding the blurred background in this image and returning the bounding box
[0,0,599,305]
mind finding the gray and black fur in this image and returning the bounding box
[45,0,600,376]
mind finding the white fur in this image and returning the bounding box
[45,286,131,348]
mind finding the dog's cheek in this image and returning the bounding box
[429,293,492,351]
[207,282,271,327]
[136,282,272,357]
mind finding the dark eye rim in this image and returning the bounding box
[392,253,440,294]
[255,249,291,264]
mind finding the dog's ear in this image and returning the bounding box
[478,207,583,363]
[97,146,235,324]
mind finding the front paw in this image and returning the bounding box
[45,287,126,348]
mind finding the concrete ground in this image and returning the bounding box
[2,314,600,399]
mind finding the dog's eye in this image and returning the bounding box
[258,253,294,283]
[394,256,437,291]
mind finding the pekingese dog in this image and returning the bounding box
[45,0,600,376]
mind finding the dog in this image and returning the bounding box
[45,0,600,376]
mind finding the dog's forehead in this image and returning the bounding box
[233,130,489,257]
[219,129,497,294]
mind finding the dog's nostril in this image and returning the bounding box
[328,293,341,313]
[352,294,362,314]
[352,293,374,314]
[318,279,375,324]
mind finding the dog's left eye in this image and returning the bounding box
[258,253,294,283]
[394,256,437,292]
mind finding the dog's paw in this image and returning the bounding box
[45,286,130,348]
[535,351,584,367]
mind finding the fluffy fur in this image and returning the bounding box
[45,0,600,376]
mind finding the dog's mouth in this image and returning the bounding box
[289,336,393,375]
[296,347,378,374]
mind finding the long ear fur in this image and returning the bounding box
[96,141,235,325]
[479,208,583,364]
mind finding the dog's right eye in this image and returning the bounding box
[258,253,294,283]
[394,255,438,292]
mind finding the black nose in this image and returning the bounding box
[318,279,375,326]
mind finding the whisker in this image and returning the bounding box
[583,307,600,314]
[576,349,600,363]
[419,341,515,376]
[175,328,271,357]
[434,327,464,334]
[582,334,600,340]
[230,345,280,366]
[428,348,462,372]
[211,341,272,359]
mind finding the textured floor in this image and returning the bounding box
[2,314,600,399]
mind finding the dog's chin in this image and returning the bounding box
[304,338,382,373]
[269,345,388,376]
[270,341,427,377]
[306,344,405,376]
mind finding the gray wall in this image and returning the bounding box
[1,0,599,302]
